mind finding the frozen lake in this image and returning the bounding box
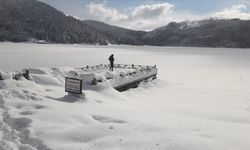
[1,43,250,150]
[1,42,250,88]
[1,43,250,71]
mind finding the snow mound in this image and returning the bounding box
[0,79,35,89]
[0,66,158,150]
[1,57,250,150]
[31,74,62,86]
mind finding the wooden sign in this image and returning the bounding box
[65,77,82,94]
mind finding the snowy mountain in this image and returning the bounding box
[142,19,250,48]
[1,0,250,47]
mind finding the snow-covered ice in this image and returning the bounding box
[0,43,250,150]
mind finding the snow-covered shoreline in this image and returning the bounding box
[1,43,250,150]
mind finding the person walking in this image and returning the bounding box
[109,54,114,71]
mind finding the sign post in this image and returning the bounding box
[65,77,82,94]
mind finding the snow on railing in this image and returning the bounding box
[76,64,158,91]
[77,64,157,71]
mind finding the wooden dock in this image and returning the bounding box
[77,64,158,92]
[1,64,158,92]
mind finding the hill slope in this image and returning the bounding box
[0,0,144,44]
[83,20,146,45]
[143,19,250,48]
[0,0,250,47]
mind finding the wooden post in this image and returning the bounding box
[23,69,30,80]
[0,72,3,80]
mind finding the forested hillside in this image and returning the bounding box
[142,19,250,48]
[1,0,250,48]
[0,0,143,44]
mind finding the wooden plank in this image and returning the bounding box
[114,73,157,92]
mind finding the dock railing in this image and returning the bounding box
[77,64,158,91]
[77,64,157,71]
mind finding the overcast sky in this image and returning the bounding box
[39,0,250,31]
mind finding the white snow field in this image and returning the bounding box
[0,43,250,150]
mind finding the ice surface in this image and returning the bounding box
[0,43,250,150]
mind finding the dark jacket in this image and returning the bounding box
[109,55,114,62]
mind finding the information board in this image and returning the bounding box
[65,77,82,94]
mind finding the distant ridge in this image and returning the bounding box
[143,19,250,48]
[83,20,146,45]
[0,0,250,48]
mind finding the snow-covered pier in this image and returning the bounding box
[0,64,158,92]
[77,64,158,91]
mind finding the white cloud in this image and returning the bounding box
[87,3,128,21]
[87,2,197,31]
[214,4,250,20]
[86,2,250,31]
[130,3,174,19]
